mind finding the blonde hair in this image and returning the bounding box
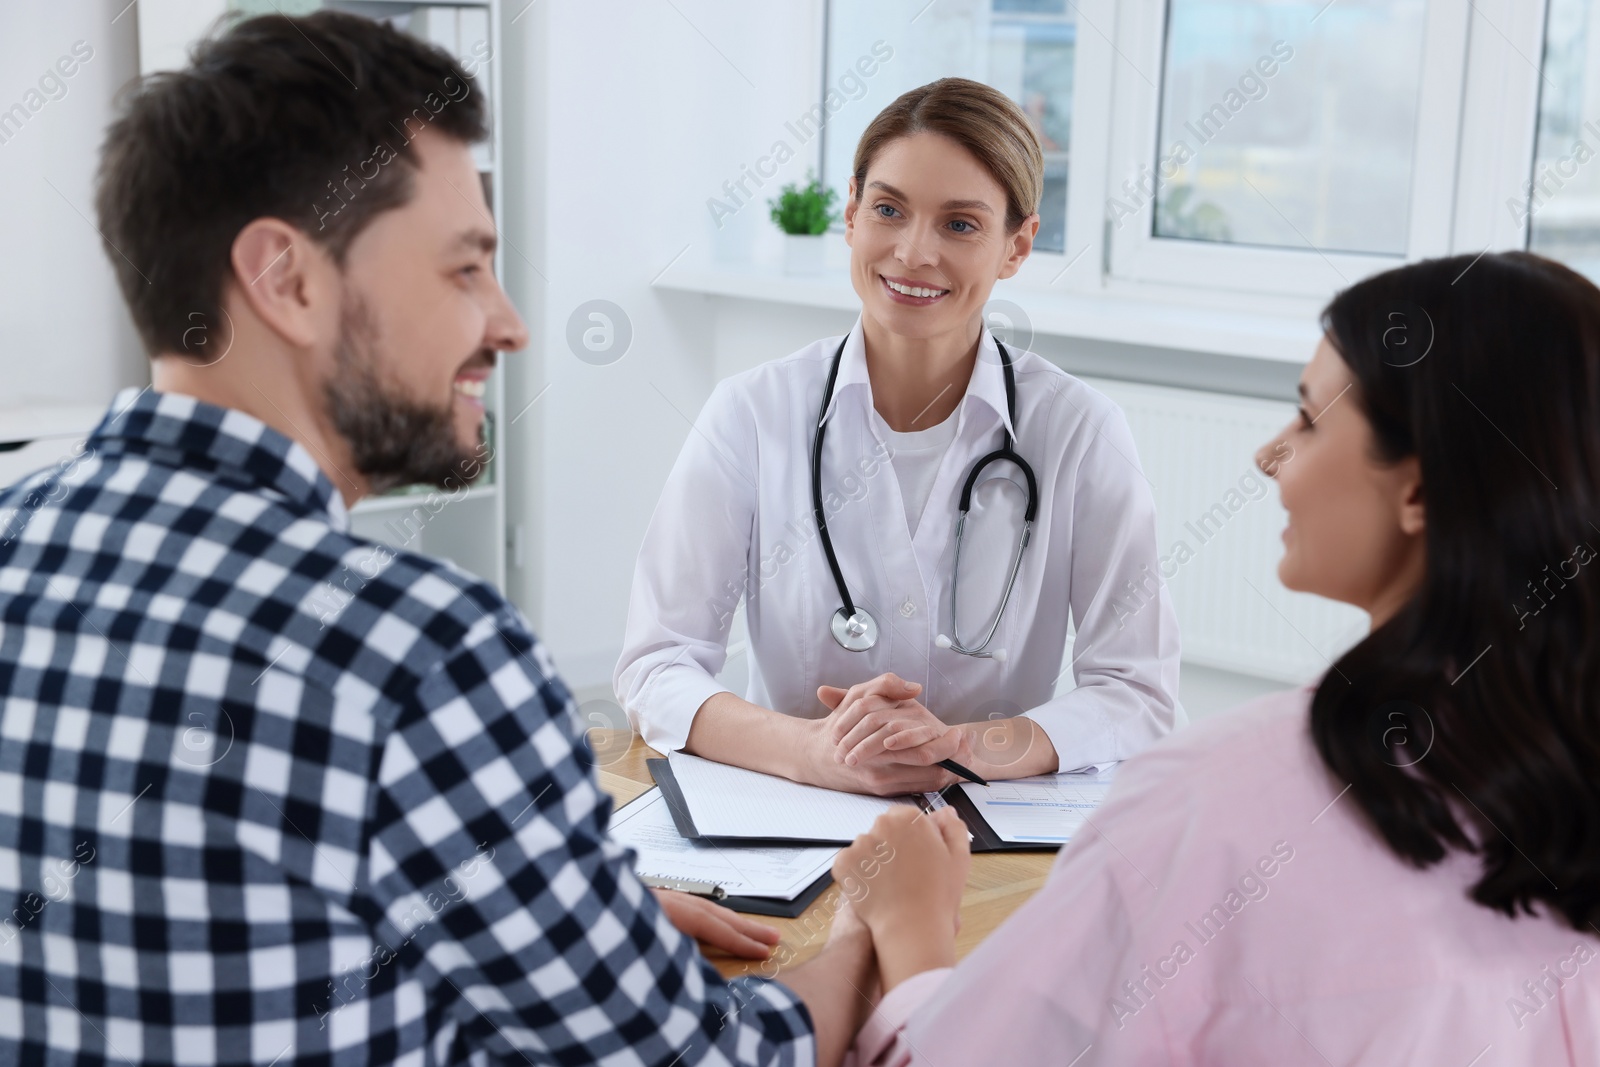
[852,77,1044,234]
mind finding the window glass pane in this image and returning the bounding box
[1528,0,1600,279]
[1152,0,1427,256]
[824,0,1075,253]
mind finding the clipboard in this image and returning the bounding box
[650,758,875,848]
[923,784,1063,853]
[622,776,836,917]
[648,758,1064,855]
[718,869,834,918]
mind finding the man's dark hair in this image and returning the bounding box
[95,11,488,360]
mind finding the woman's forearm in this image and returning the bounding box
[684,691,819,780]
[955,714,1059,780]
[871,915,957,993]
[684,697,1061,786]
[773,922,878,1067]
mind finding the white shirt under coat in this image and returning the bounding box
[614,317,1184,769]
[884,408,960,537]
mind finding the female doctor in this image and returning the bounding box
[615,78,1182,794]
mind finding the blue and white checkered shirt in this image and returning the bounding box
[0,389,813,1066]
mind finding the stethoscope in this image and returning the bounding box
[812,330,1038,660]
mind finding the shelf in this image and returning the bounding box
[351,484,497,516]
[0,404,107,446]
[329,0,490,7]
[652,264,1321,365]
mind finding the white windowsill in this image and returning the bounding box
[652,264,1322,365]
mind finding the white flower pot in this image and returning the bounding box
[783,233,826,275]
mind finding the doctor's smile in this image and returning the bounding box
[879,273,951,304]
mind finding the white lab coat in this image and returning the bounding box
[614,317,1184,770]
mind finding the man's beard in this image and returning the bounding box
[323,296,487,496]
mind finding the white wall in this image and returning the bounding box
[501,0,847,684]
[0,2,144,414]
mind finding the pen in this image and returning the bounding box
[937,758,989,786]
[640,875,728,900]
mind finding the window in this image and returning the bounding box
[1101,0,1469,298]
[823,0,1076,252]
[1528,0,1600,280]
[812,0,1572,320]
[1153,0,1427,256]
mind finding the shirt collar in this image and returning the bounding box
[88,387,351,532]
[819,315,1017,440]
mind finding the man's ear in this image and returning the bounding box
[1397,456,1425,537]
[228,218,328,349]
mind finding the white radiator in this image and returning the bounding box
[1080,376,1369,685]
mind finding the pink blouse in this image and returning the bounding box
[849,687,1600,1065]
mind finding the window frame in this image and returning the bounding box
[1092,0,1471,299]
[1451,0,1551,257]
[799,0,1556,355]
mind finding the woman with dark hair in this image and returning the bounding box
[835,251,1600,1064]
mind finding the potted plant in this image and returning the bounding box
[769,171,838,274]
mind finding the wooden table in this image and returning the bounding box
[592,732,1055,979]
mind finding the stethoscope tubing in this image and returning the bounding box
[812,327,1037,656]
[812,336,860,622]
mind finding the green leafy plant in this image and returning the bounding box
[768,171,839,235]
[1156,184,1232,243]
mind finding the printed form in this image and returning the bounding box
[958,764,1120,844]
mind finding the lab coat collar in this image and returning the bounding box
[819,315,1018,441]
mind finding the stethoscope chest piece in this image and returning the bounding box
[829,607,879,652]
[813,329,1035,656]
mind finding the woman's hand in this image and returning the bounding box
[820,673,973,771]
[832,805,970,991]
[650,888,782,959]
[825,684,960,767]
[691,690,943,796]
[951,715,1061,780]
[795,674,959,795]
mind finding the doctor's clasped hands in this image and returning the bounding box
[810,672,1062,794]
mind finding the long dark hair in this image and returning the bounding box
[1312,251,1600,930]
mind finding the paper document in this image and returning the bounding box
[611,788,839,899]
[958,763,1120,844]
[667,751,909,842]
